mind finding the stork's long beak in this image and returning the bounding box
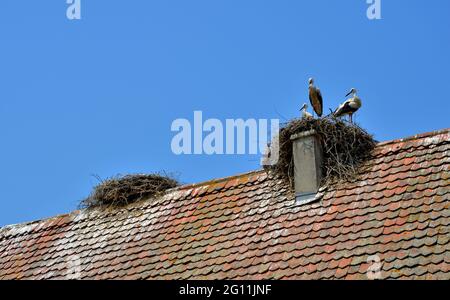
[345,91,352,97]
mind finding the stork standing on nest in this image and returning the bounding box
[308,78,323,118]
[334,88,362,123]
[300,103,313,119]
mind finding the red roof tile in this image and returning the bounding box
[0,128,449,280]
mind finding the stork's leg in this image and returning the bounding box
[349,114,353,124]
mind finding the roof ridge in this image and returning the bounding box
[171,169,265,191]
[0,170,267,236]
[376,128,450,147]
[1,128,448,235]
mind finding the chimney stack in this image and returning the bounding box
[290,130,323,204]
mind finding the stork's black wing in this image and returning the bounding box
[309,87,323,117]
[334,100,354,117]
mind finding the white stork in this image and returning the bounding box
[308,78,323,117]
[334,88,362,123]
[300,103,313,119]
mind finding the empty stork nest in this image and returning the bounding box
[270,117,377,188]
[81,173,179,209]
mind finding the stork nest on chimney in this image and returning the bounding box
[81,173,179,209]
[270,117,376,188]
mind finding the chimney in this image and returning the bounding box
[290,130,323,205]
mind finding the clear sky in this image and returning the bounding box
[0,0,449,226]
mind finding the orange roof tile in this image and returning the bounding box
[0,128,449,280]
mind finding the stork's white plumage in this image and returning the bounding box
[300,103,313,119]
[334,88,362,123]
[308,78,323,117]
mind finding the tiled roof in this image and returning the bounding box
[0,129,449,280]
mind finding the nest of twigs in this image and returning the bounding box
[270,117,376,188]
[81,173,179,209]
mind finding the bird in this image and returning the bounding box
[300,103,313,119]
[308,78,323,117]
[334,88,362,123]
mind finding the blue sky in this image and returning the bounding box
[0,0,449,226]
